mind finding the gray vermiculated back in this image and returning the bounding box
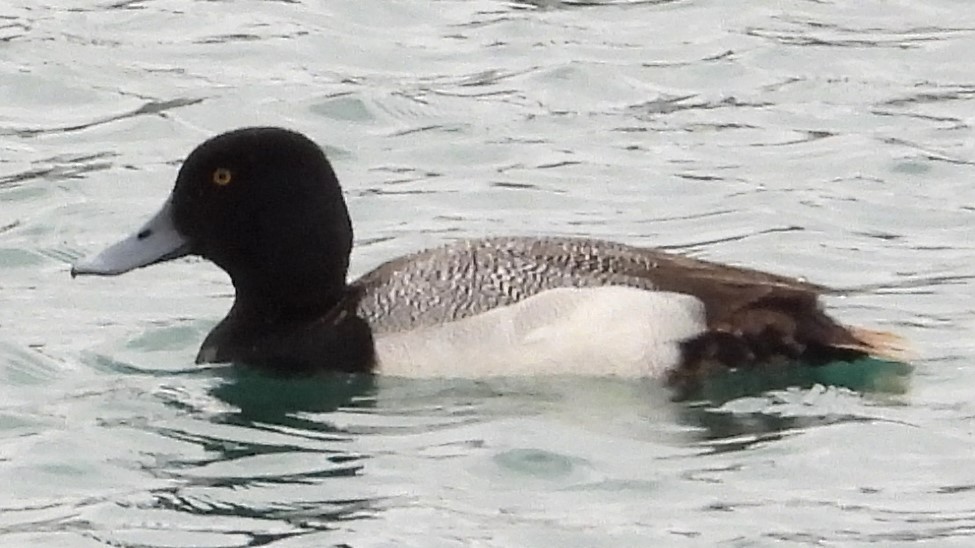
[353,236,662,333]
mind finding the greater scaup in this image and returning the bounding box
[71,127,906,394]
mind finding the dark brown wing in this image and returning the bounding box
[616,247,910,396]
[500,239,909,388]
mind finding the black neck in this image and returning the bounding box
[216,185,355,322]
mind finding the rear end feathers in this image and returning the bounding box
[843,326,914,362]
[667,322,913,400]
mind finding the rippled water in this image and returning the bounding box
[2,0,974,545]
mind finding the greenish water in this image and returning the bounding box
[2,0,974,546]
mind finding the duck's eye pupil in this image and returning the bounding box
[212,168,233,186]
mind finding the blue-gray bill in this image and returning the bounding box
[70,196,191,277]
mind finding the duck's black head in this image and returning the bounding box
[73,127,355,315]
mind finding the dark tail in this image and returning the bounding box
[668,316,910,399]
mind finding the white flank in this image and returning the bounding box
[375,286,706,378]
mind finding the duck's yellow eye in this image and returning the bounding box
[212,168,233,186]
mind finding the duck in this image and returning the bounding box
[71,127,906,396]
